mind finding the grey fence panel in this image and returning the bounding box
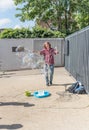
[65,26,89,93]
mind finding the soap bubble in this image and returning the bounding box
[16,46,24,52]
[16,46,44,71]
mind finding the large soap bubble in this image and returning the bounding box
[16,46,44,70]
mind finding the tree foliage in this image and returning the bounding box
[75,0,89,29]
[0,26,65,39]
[13,0,89,35]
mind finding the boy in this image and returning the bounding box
[40,41,58,86]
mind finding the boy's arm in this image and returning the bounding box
[54,49,59,55]
[33,49,45,56]
[33,51,40,55]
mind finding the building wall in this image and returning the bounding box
[65,26,89,93]
[0,38,64,71]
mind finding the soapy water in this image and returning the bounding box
[16,46,44,71]
[38,90,45,96]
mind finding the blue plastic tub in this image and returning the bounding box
[33,90,50,98]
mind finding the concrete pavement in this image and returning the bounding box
[0,67,89,130]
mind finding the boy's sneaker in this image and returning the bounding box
[50,82,52,85]
[46,83,49,86]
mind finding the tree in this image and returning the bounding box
[14,0,89,35]
[75,0,89,29]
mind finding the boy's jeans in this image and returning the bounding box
[44,64,54,85]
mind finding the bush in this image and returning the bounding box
[0,26,65,38]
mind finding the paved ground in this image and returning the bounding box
[0,67,89,130]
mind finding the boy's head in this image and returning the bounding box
[44,41,51,50]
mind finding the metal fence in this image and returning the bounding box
[65,26,89,93]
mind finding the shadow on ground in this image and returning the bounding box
[0,72,16,78]
[52,83,73,86]
[0,102,35,107]
[0,124,23,129]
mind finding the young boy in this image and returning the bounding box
[40,41,58,86]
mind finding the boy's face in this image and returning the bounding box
[45,43,50,50]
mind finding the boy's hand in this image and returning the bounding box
[56,51,59,54]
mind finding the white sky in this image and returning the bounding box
[0,0,35,29]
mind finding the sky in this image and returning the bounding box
[0,0,35,29]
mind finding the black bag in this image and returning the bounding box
[66,81,86,94]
